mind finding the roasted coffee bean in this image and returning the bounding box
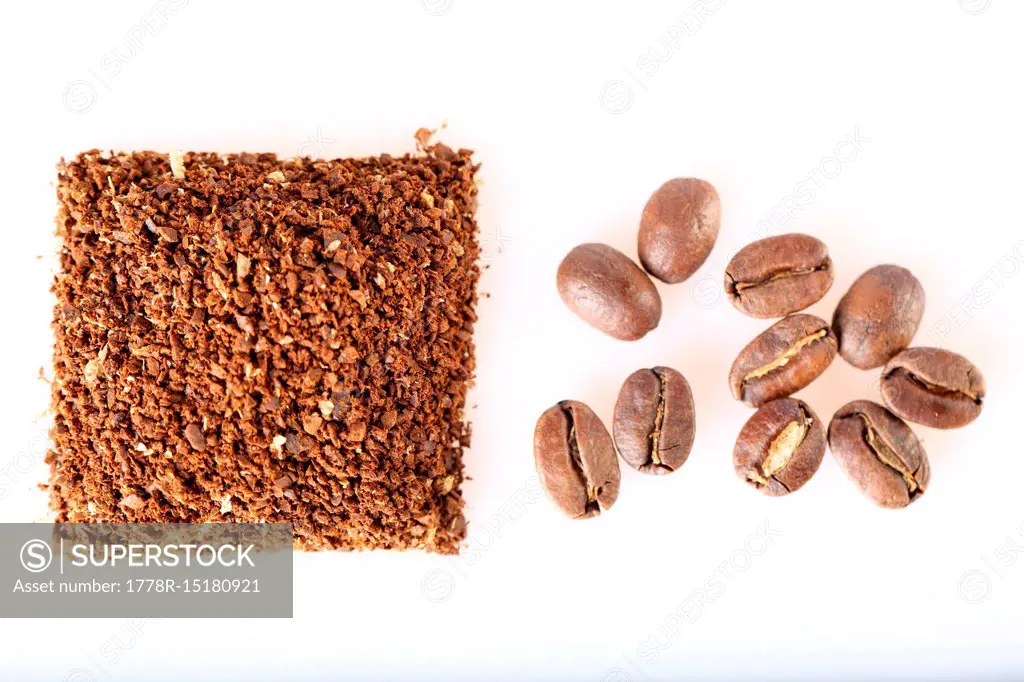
[733,398,825,496]
[534,400,620,519]
[638,178,721,284]
[725,233,833,318]
[613,367,695,475]
[832,264,924,369]
[828,400,930,508]
[557,243,662,341]
[880,347,985,429]
[728,314,837,407]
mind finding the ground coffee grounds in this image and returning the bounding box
[48,134,479,553]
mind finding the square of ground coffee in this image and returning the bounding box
[49,136,479,553]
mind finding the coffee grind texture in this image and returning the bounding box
[49,136,479,554]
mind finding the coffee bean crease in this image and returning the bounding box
[729,315,837,407]
[613,367,695,475]
[730,263,831,295]
[888,367,982,404]
[562,402,601,515]
[745,410,810,490]
[879,347,985,429]
[827,400,930,508]
[534,400,620,519]
[644,369,672,472]
[734,398,825,496]
[724,234,834,317]
[742,328,828,384]
[857,412,923,497]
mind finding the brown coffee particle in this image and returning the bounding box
[120,494,146,511]
[150,220,179,243]
[303,413,323,436]
[236,254,251,280]
[184,423,206,451]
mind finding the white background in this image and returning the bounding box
[1,0,1023,679]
